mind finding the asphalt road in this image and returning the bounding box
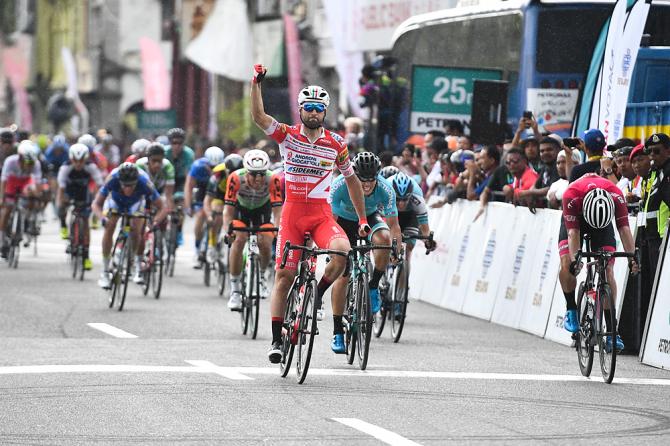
[1,214,669,445]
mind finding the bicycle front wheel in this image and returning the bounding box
[280,284,298,378]
[356,274,372,370]
[296,279,318,384]
[344,279,357,365]
[391,263,409,343]
[152,232,164,299]
[165,224,177,277]
[249,257,261,340]
[576,283,594,377]
[116,238,132,311]
[598,284,617,384]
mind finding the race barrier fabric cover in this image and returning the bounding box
[410,200,639,348]
[641,232,670,370]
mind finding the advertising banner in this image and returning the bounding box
[490,209,544,328]
[518,209,563,336]
[440,201,486,312]
[409,203,449,306]
[526,89,579,134]
[641,235,670,369]
[461,204,513,320]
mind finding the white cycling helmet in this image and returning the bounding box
[583,188,615,229]
[17,140,39,162]
[204,146,225,167]
[131,138,150,156]
[297,85,330,107]
[68,143,90,161]
[243,149,270,172]
[77,133,97,150]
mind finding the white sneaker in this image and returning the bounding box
[317,305,325,321]
[192,253,203,269]
[132,267,145,285]
[206,246,217,264]
[228,291,243,311]
[98,271,112,289]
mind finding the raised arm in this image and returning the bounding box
[250,64,274,130]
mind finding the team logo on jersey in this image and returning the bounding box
[337,148,350,164]
[320,160,333,167]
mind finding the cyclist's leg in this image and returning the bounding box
[591,224,617,305]
[369,213,391,288]
[254,203,274,269]
[209,198,224,249]
[312,204,351,298]
[228,217,249,302]
[557,218,578,307]
[332,216,358,328]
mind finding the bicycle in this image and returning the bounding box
[278,239,348,384]
[573,242,638,384]
[344,238,396,370]
[68,201,89,281]
[21,196,41,256]
[108,212,147,311]
[140,214,164,299]
[4,201,25,269]
[374,232,434,343]
[165,202,183,278]
[227,225,278,339]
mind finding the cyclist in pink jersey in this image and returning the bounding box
[250,64,369,363]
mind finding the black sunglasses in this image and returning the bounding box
[248,171,265,177]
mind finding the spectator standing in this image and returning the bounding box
[613,145,638,198]
[569,129,617,184]
[631,144,652,203]
[516,136,560,206]
[502,147,539,203]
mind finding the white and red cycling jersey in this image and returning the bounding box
[264,119,354,203]
[1,154,42,201]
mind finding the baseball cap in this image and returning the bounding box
[644,133,670,148]
[582,129,605,151]
[629,143,646,161]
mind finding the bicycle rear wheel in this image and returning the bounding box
[152,232,163,299]
[108,241,123,308]
[296,278,318,384]
[8,210,21,269]
[575,283,594,377]
[217,245,228,296]
[597,284,617,384]
[356,274,372,370]
[249,257,261,340]
[141,235,151,296]
[280,284,298,378]
[391,263,409,343]
[165,224,177,277]
[78,217,86,281]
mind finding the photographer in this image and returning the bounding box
[511,112,542,171]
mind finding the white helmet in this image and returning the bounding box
[17,140,38,161]
[583,188,615,229]
[131,138,150,156]
[204,146,225,167]
[297,85,330,107]
[77,133,97,150]
[69,143,90,161]
[243,149,270,172]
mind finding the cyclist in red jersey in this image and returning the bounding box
[250,64,369,363]
[558,173,638,351]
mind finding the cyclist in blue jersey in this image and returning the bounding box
[164,128,195,246]
[329,152,402,353]
[183,146,225,268]
[92,162,167,288]
[389,172,436,269]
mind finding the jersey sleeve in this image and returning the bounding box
[99,176,116,198]
[606,182,630,229]
[87,163,105,187]
[224,172,240,205]
[411,194,429,225]
[561,187,581,230]
[264,119,289,144]
[57,165,69,188]
[143,179,160,202]
[1,158,9,181]
[335,144,354,178]
[164,160,175,185]
[205,175,218,197]
[31,161,42,182]
[379,179,398,217]
[269,172,284,206]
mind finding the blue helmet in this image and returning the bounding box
[392,172,413,199]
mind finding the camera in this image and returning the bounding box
[522,110,533,120]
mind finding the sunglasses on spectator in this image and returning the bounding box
[643,146,663,155]
[302,103,326,113]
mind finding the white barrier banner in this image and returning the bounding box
[410,203,450,306]
[641,236,670,369]
[518,209,563,336]
[462,203,515,320]
[490,208,545,328]
[440,201,486,312]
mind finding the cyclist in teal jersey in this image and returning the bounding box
[163,128,194,246]
[136,143,175,210]
[329,152,402,353]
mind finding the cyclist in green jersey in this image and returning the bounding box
[136,143,175,210]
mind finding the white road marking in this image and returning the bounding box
[87,323,138,339]
[333,418,422,446]
[184,360,253,380]
[0,363,668,386]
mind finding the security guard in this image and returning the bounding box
[641,133,670,278]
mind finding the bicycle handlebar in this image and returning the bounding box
[279,240,348,270]
[575,248,640,274]
[402,231,435,255]
[350,238,398,258]
[228,225,279,234]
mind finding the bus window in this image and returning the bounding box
[392,12,523,80]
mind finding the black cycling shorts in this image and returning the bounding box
[234,201,272,227]
[557,216,616,257]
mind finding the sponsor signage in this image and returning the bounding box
[641,231,670,369]
[410,66,502,133]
